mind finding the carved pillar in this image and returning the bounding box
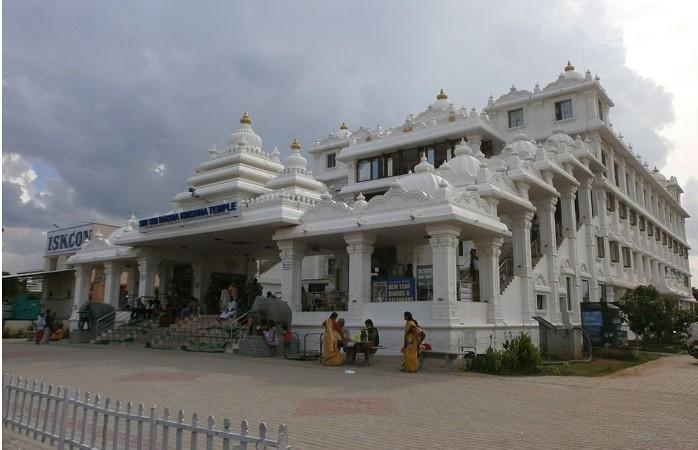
[345,233,375,321]
[474,238,504,323]
[533,197,561,323]
[427,224,461,323]
[69,265,93,330]
[103,261,123,308]
[137,252,160,300]
[511,211,535,322]
[278,240,306,312]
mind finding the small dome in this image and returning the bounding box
[545,127,574,153]
[283,138,307,170]
[227,112,263,150]
[399,154,452,195]
[510,132,537,160]
[543,61,585,91]
[446,139,481,177]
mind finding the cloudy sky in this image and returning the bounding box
[3,0,698,280]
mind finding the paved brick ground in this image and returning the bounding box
[2,341,697,449]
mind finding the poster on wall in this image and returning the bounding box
[417,265,433,301]
[386,278,416,302]
[371,281,387,302]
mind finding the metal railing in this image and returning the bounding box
[302,291,348,312]
[2,374,290,449]
[499,257,514,295]
[95,296,155,337]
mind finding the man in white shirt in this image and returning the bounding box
[219,284,232,312]
[219,286,239,321]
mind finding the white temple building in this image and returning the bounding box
[67,62,694,354]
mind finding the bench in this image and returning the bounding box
[420,349,473,370]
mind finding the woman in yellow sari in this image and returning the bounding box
[322,312,343,366]
[402,311,421,372]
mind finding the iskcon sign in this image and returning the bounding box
[46,224,94,256]
[138,201,239,229]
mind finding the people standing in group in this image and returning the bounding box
[322,312,343,366]
[401,311,423,373]
[35,313,46,344]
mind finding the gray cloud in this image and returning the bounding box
[2,0,681,272]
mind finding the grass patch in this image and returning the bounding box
[639,344,684,354]
[541,353,661,377]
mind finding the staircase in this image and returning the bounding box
[94,317,159,345]
[146,314,248,351]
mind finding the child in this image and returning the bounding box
[282,324,293,356]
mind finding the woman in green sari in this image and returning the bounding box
[322,312,343,366]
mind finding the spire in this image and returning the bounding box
[240,111,252,125]
[564,61,575,72]
[340,122,348,130]
[290,138,301,151]
[436,89,448,100]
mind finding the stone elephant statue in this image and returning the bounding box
[248,296,292,329]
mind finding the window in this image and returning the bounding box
[508,108,524,128]
[598,99,604,121]
[622,247,632,268]
[610,241,620,262]
[49,257,58,272]
[555,99,573,121]
[629,209,637,226]
[647,222,654,237]
[601,152,608,167]
[613,163,620,187]
[566,277,573,311]
[662,232,667,245]
[591,189,598,217]
[639,216,646,231]
[655,229,661,241]
[619,202,628,220]
[596,236,605,258]
[357,157,381,182]
[536,294,546,310]
[326,152,336,169]
[674,240,679,253]
[327,257,336,276]
[581,279,590,303]
[606,192,615,212]
[599,283,607,303]
[668,239,672,250]
[385,155,394,177]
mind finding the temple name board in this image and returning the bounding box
[139,201,239,229]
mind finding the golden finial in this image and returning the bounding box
[340,122,348,130]
[240,112,252,124]
[290,138,301,150]
[436,89,448,100]
[564,61,575,72]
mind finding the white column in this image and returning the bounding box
[345,232,375,321]
[126,265,138,299]
[191,262,209,304]
[427,224,461,323]
[137,253,160,299]
[103,261,123,308]
[534,197,562,323]
[69,265,92,330]
[158,263,169,298]
[511,211,534,323]
[278,240,306,312]
[474,237,504,323]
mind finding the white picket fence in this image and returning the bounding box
[2,374,290,449]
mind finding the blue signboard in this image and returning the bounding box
[46,224,94,256]
[581,310,603,344]
[139,201,239,229]
[386,278,416,302]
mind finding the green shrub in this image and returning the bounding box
[469,334,542,375]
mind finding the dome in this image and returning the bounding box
[399,154,452,195]
[652,168,668,183]
[283,138,308,170]
[227,112,263,150]
[336,122,352,139]
[509,132,537,160]
[446,139,481,177]
[430,89,452,111]
[543,61,585,91]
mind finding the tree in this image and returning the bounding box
[621,286,664,343]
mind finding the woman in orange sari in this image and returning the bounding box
[322,312,343,366]
[402,311,421,372]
